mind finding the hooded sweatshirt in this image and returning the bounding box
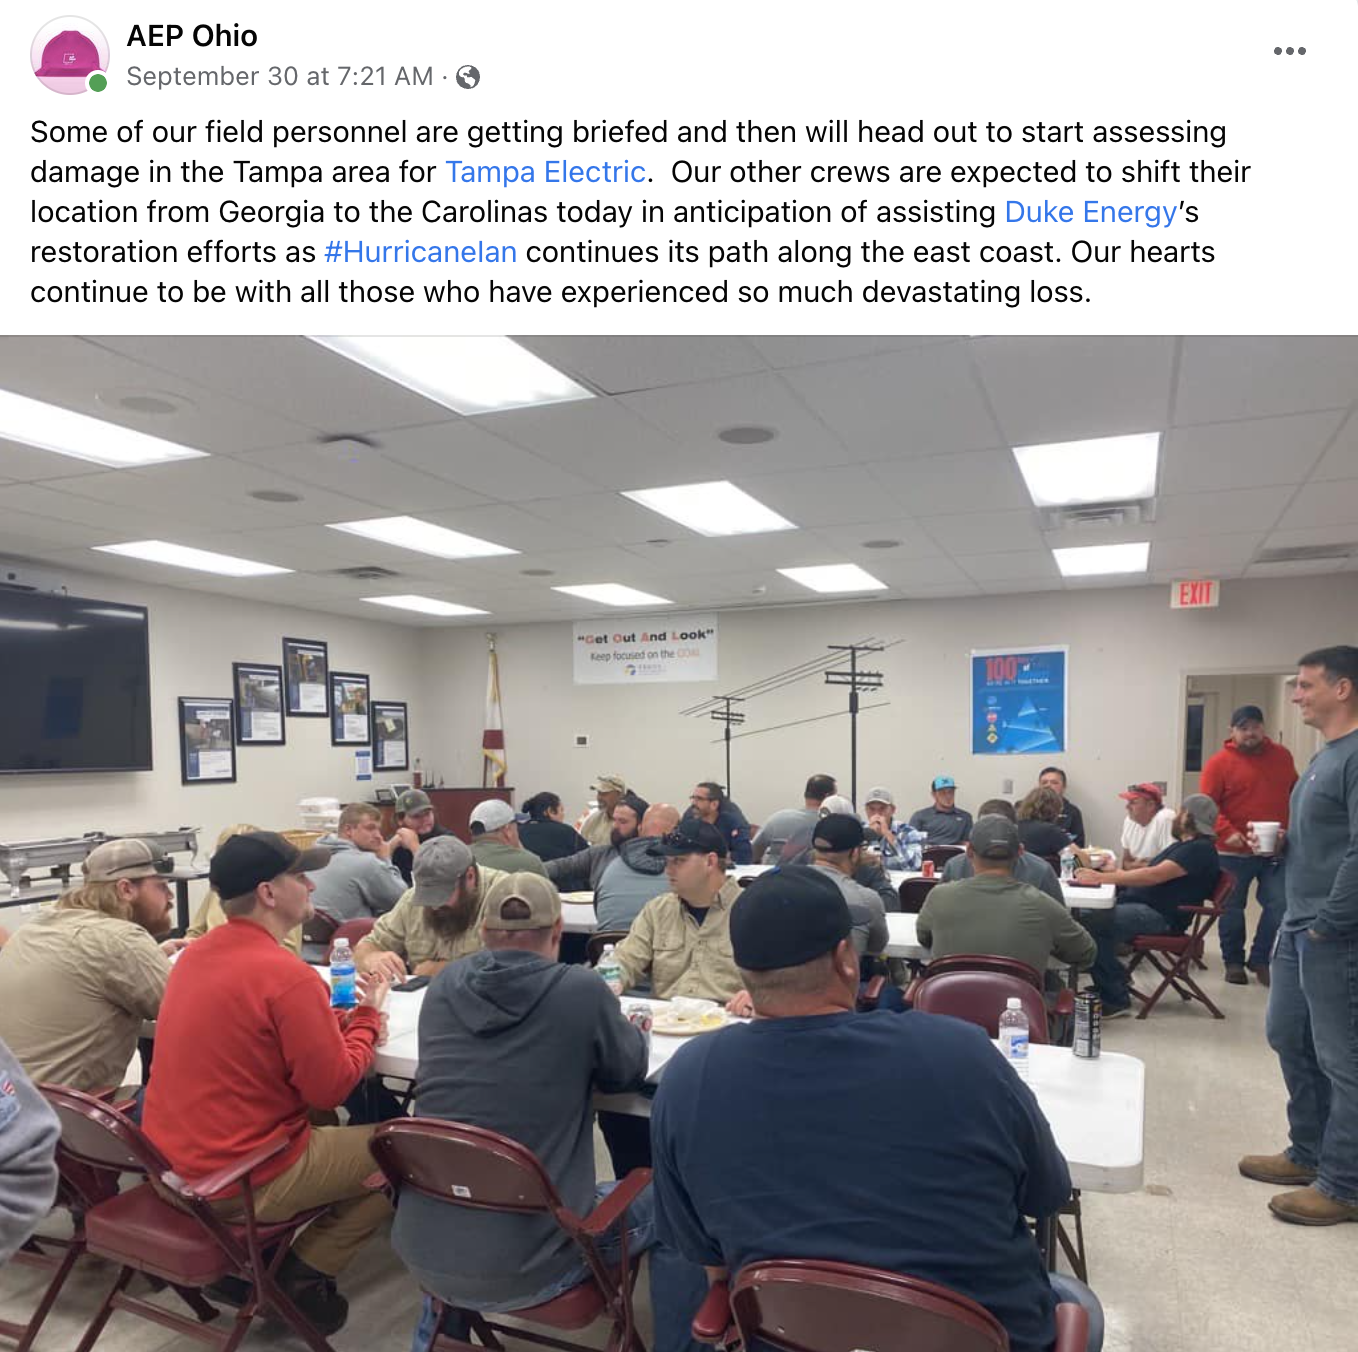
[1199,737,1298,854]
[0,1036,60,1265]
[303,834,406,961]
[392,948,648,1305]
[594,836,672,932]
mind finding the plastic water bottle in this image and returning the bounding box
[1060,847,1076,882]
[597,944,624,997]
[330,937,357,1009]
[999,997,1030,1079]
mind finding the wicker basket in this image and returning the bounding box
[281,829,324,851]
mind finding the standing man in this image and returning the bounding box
[1242,646,1358,1226]
[687,783,753,864]
[467,800,548,876]
[390,789,455,886]
[1200,705,1298,986]
[1038,767,1087,848]
[909,776,973,845]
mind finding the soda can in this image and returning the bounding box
[622,1001,653,1055]
[921,860,936,879]
[1073,991,1101,1059]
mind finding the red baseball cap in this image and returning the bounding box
[1119,782,1164,805]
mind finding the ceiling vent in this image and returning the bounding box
[1255,543,1355,565]
[327,565,402,582]
[1041,499,1155,531]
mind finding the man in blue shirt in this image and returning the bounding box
[651,866,1103,1352]
[1242,645,1358,1226]
[685,782,753,864]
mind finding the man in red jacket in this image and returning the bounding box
[1199,705,1298,985]
[142,832,391,1334]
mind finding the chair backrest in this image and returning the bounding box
[586,930,630,967]
[40,1084,169,1178]
[910,970,1049,1042]
[897,877,938,914]
[730,1260,1007,1352]
[1209,869,1235,909]
[923,844,966,868]
[925,952,1044,992]
[328,916,375,959]
[370,1118,561,1215]
[302,907,340,949]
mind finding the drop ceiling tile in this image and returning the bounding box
[1243,559,1352,579]
[955,551,1061,582]
[973,336,1175,445]
[975,577,1068,595]
[1155,485,1293,536]
[806,520,942,562]
[1311,411,1358,482]
[747,337,957,368]
[1150,533,1265,571]
[0,482,141,530]
[511,336,767,394]
[780,344,1001,458]
[920,509,1044,555]
[0,506,124,550]
[865,555,976,589]
[1273,478,1358,532]
[871,448,1031,515]
[0,436,151,483]
[615,538,766,577]
[414,503,587,554]
[1175,337,1358,424]
[730,467,909,528]
[1260,525,1358,553]
[517,491,680,543]
[1161,411,1342,493]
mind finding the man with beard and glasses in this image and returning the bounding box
[354,838,508,981]
[545,798,647,894]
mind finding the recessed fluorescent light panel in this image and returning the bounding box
[0,388,208,468]
[1013,433,1160,507]
[1052,542,1150,577]
[777,565,888,594]
[307,336,592,415]
[93,541,290,577]
[552,584,673,607]
[362,595,489,617]
[327,516,517,560]
[621,481,796,537]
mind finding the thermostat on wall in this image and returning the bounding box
[574,733,589,748]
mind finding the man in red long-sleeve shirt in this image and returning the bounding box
[1200,705,1299,986]
[143,831,391,1334]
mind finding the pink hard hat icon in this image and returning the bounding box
[37,29,100,77]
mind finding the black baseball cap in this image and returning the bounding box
[812,812,865,853]
[731,866,852,971]
[1231,705,1265,727]
[655,817,728,858]
[209,830,330,902]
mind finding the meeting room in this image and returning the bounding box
[1,335,1356,1352]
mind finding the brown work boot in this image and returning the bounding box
[1239,1152,1317,1185]
[1269,1186,1358,1226]
[1249,963,1271,987]
[1224,963,1248,985]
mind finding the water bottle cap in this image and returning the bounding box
[603,944,614,954]
[1006,996,1021,1009]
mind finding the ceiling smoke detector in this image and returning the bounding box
[96,388,193,417]
[329,565,402,581]
[717,425,777,445]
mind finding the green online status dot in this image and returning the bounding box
[88,73,107,92]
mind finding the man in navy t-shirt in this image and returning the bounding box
[1074,793,1221,1016]
[651,866,1103,1352]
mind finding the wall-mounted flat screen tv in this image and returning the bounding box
[0,590,153,773]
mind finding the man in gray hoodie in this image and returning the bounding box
[595,803,681,932]
[0,1035,60,1264]
[304,804,407,960]
[391,873,705,1352]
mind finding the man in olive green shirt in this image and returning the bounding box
[355,838,507,979]
[917,815,1097,979]
[467,800,547,876]
[612,819,746,1005]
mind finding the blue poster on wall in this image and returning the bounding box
[971,647,1068,755]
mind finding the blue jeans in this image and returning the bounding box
[1086,901,1171,1010]
[1049,1273,1105,1352]
[1217,854,1286,967]
[1265,928,1358,1205]
[410,1181,707,1352]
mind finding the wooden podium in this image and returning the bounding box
[373,786,514,840]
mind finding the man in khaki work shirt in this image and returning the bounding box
[0,839,179,1100]
[355,837,507,979]
[612,818,745,1005]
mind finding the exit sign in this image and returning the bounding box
[1171,579,1220,609]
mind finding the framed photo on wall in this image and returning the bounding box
[372,700,409,771]
[282,637,329,717]
[232,662,285,745]
[331,670,371,746]
[179,697,237,785]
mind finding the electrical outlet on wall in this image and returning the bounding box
[1002,778,1014,795]
[574,733,589,747]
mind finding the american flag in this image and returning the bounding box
[482,636,506,788]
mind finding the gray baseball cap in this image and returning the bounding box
[410,835,474,907]
[970,814,1021,860]
[1181,793,1219,836]
[396,788,434,816]
[863,787,895,807]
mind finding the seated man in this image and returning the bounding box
[304,803,408,961]
[1117,783,1177,869]
[519,791,589,862]
[546,799,642,893]
[0,1035,60,1265]
[918,815,1097,979]
[1075,793,1222,1017]
[142,832,392,1334]
[940,799,1065,904]
[685,782,754,865]
[651,868,1104,1352]
[188,823,302,957]
[391,874,705,1352]
[595,802,682,933]
[807,814,889,957]
[391,789,456,885]
[909,775,974,845]
[751,773,836,864]
[0,840,176,1099]
[578,774,644,847]
[1039,767,1087,848]
[355,838,507,981]
[468,799,547,876]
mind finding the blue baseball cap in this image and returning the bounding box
[932,775,956,791]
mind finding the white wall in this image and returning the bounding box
[417,575,1358,855]
[1,566,424,911]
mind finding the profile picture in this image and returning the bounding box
[32,16,109,94]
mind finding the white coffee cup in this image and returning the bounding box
[1250,821,1281,854]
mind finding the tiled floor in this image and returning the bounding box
[4,959,1355,1350]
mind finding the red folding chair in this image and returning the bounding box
[301,908,341,963]
[917,953,1077,1044]
[908,969,1049,1042]
[1125,870,1235,1020]
[897,877,938,914]
[692,1259,1089,1352]
[923,844,966,870]
[326,916,375,960]
[39,1085,340,1352]
[369,1119,649,1352]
